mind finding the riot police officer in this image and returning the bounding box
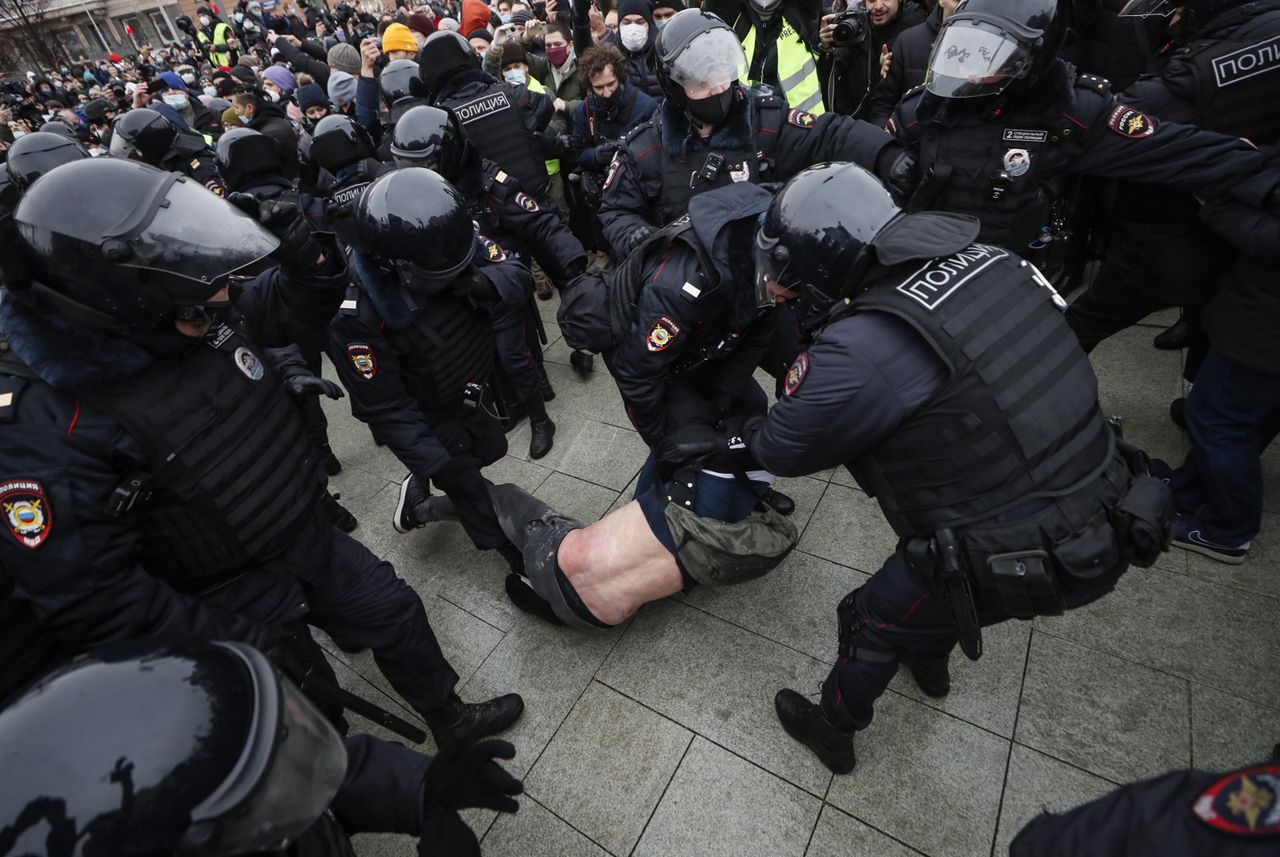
[326,168,530,565]
[598,9,908,258]
[110,106,226,196]
[1065,0,1280,354]
[4,131,88,192]
[742,164,1172,773]
[0,641,524,856]
[308,114,386,250]
[0,158,522,748]
[419,30,557,199]
[891,0,1279,268]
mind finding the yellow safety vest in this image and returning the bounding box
[200,22,235,68]
[740,19,825,115]
[525,76,560,176]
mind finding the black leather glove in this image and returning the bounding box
[658,423,719,470]
[430,455,487,501]
[284,374,345,400]
[625,224,654,254]
[422,737,522,814]
[417,811,480,857]
[875,145,918,205]
[228,193,324,271]
[595,140,620,163]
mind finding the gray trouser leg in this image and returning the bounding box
[485,483,600,631]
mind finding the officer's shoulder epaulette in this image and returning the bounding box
[486,167,517,199]
[623,121,659,150]
[901,83,927,103]
[1074,72,1112,96]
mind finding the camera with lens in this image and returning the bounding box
[832,5,870,45]
[333,2,355,26]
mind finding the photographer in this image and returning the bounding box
[819,0,925,118]
[566,44,656,250]
[867,0,957,126]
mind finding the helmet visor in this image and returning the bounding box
[666,28,748,98]
[1118,0,1176,15]
[925,20,1032,98]
[752,225,792,309]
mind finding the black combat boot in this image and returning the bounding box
[323,491,358,533]
[757,487,796,516]
[775,689,856,774]
[526,396,556,460]
[426,692,525,748]
[569,348,593,376]
[899,653,951,698]
[1153,316,1193,351]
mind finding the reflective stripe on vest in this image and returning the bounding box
[526,76,561,176]
[210,22,234,67]
[742,23,825,114]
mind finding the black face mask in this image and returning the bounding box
[685,85,735,127]
[594,88,622,111]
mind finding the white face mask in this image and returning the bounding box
[619,22,648,51]
[163,92,189,109]
[11,130,27,139]
[181,72,196,84]
[750,0,780,7]
[263,89,280,102]
[203,85,218,97]
[234,12,244,21]
[503,69,527,86]
[199,14,211,26]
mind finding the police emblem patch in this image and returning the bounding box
[482,236,507,263]
[515,192,539,212]
[1,479,51,549]
[347,342,377,379]
[234,346,264,381]
[784,351,809,396]
[1106,104,1157,138]
[646,316,680,352]
[787,109,816,128]
[1192,763,1280,837]
[1002,148,1031,177]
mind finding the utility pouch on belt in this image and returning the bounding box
[988,549,1064,620]
[1110,474,1174,567]
[663,502,798,588]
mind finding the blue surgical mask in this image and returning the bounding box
[499,13,512,23]
[503,69,527,86]
[655,18,668,31]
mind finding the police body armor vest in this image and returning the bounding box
[325,157,383,249]
[846,245,1114,540]
[656,92,784,225]
[441,82,548,197]
[89,320,326,595]
[1182,6,1280,144]
[350,281,496,410]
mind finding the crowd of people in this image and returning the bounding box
[1,0,1278,854]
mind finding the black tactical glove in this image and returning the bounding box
[625,224,654,254]
[284,374,345,400]
[417,811,480,857]
[658,423,719,470]
[228,193,325,271]
[595,140,620,163]
[875,144,917,205]
[430,455,487,501]
[422,737,522,814]
[704,417,765,474]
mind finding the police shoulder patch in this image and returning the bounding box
[602,153,621,191]
[1192,762,1280,837]
[481,235,507,263]
[346,342,378,379]
[646,315,680,352]
[1106,104,1157,138]
[787,109,816,129]
[1,479,51,549]
[784,351,809,397]
[514,191,539,212]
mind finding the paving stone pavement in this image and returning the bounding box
[318,301,1280,857]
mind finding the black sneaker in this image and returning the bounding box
[1153,317,1193,351]
[323,491,358,533]
[775,689,856,774]
[569,349,594,376]
[529,417,556,459]
[1172,516,1250,565]
[899,653,951,698]
[426,692,525,748]
[504,573,565,626]
[757,487,796,517]
[393,474,430,534]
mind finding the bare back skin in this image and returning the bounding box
[556,501,684,625]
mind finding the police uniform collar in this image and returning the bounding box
[659,85,753,153]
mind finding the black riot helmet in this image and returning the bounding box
[36,119,79,142]
[754,163,901,322]
[655,9,748,125]
[308,113,376,174]
[390,104,471,177]
[380,58,422,106]
[5,131,89,191]
[924,0,1068,99]
[11,158,278,340]
[0,641,348,857]
[110,107,180,164]
[356,166,477,292]
[215,127,283,192]
[418,30,481,98]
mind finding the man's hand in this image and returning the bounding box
[422,737,522,814]
[819,13,837,48]
[284,375,345,400]
[554,97,566,113]
[626,224,654,254]
[546,0,559,18]
[266,30,279,43]
[879,43,892,79]
[359,37,381,76]
[229,195,325,270]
